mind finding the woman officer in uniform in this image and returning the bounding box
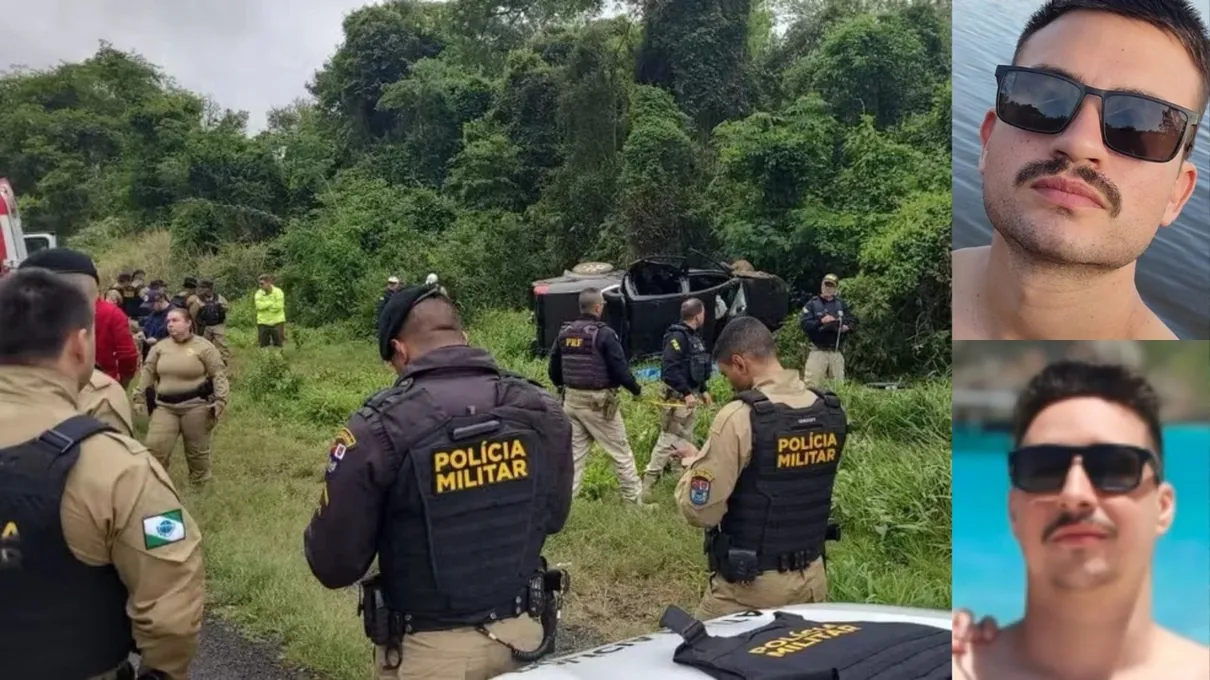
[132,306,229,486]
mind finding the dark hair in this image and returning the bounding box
[117,272,132,283]
[133,269,146,278]
[149,279,165,288]
[0,268,95,365]
[712,317,776,362]
[1015,0,1210,119]
[167,306,193,327]
[1013,360,1164,456]
[681,297,704,321]
[199,279,214,289]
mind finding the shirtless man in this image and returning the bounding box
[952,0,1208,340]
[952,359,1209,679]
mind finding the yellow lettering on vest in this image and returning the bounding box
[432,438,531,493]
[776,432,838,454]
[748,625,861,657]
[775,446,837,469]
[1,521,17,540]
[564,337,582,348]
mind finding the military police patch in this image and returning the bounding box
[689,472,713,506]
[325,427,356,475]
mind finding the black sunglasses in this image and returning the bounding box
[1009,443,1162,494]
[994,65,1200,163]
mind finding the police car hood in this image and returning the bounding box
[499,602,951,678]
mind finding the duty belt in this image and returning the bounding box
[154,380,212,405]
[401,586,533,634]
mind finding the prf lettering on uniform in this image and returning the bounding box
[434,438,529,493]
[748,624,860,658]
[776,432,838,468]
[564,337,583,348]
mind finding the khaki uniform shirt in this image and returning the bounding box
[0,366,204,680]
[674,369,819,527]
[78,369,135,437]
[132,334,230,409]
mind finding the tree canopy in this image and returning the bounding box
[0,0,952,379]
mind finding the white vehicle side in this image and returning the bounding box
[501,603,952,679]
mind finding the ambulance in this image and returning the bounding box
[0,178,58,275]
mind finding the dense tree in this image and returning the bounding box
[0,0,951,379]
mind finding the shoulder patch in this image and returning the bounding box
[688,470,714,506]
[142,509,186,549]
[670,337,682,352]
[326,427,357,474]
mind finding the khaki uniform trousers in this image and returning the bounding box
[803,349,844,386]
[203,324,232,366]
[145,398,215,486]
[645,399,697,479]
[562,387,643,502]
[695,557,828,621]
[372,615,543,680]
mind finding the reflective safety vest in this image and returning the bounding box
[557,318,611,390]
[661,606,951,679]
[364,365,557,632]
[666,323,711,389]
[717,389,847,577]
[0,415,134,678]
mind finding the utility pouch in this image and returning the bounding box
[358,574,403,669]
[724,548,760,584]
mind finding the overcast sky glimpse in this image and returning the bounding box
[0,0,377,132]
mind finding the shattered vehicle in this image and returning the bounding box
[529,252,790,360]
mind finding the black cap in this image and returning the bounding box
[18,247,100,283]
[199,279,214,288]
[183,276,197,288]
[378,284,444,360]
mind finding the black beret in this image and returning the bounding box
[18,247,99,283]
[378,284,444,360]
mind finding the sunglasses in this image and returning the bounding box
[1009,443,1162,494]
[994,65,1200,163]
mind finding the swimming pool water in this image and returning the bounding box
[952,425,1210,643]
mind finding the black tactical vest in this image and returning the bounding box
[718,389,847,576]
[198,298,226,326]
[0,415,135,677]
[661,606,951,679]
[667,323,711,389]
[120,287,142,319]
[363,365,555,632]
[557,318,611,390]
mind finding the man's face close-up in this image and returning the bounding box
[1009,397,1175,592]
[980,10,1202,270]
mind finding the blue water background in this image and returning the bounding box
[953,0,1210,339]
[953,425,1210,643]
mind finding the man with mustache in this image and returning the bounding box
[953,360,1209,679]
[953,0,1209,340]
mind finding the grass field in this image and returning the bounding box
[96,231,952,679]
[132,307,952,679]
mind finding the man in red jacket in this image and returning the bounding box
[19,249,139,386]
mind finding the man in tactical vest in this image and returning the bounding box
[171,277,200,316]
[642,298,714,502]
[673,316,845,620]
[547,288,650,506]
[194,279,232,366]
[799,273,857,386]
[106,271,145,321]
[303,283,574,680]
[0,268,205,680]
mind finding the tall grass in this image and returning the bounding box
[94,231,951,679]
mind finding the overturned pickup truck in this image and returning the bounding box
[529,252,790,360]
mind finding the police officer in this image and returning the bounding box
[0,268,204,680]
[799,273,857,386]
[547,288,649,506]
[673,316,846,620]
[194,279,232,366]
[171,276,200,313]
[17,248,136,437]
[641,298,713,502]
[304,284,574,680]
[377,275,401,321]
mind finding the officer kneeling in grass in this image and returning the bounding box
[672,316,847,620]
[303,283,574,680]
[0,268,204,680]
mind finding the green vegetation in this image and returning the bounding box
[3,0,953,674]
[119,241,950,678]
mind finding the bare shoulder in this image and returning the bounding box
[1155,628,1210,677]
